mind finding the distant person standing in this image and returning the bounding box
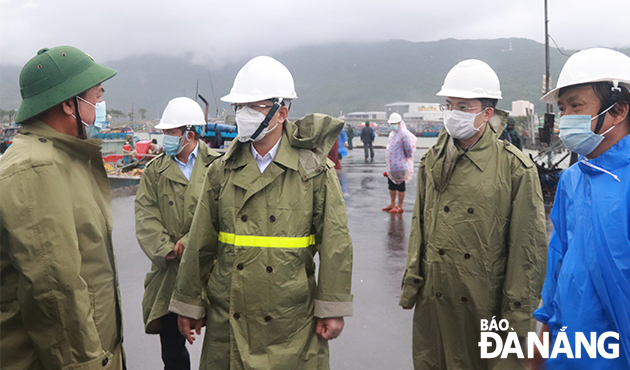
[360,121,375,162]
[506,116,522,150]
[148,138,162,154]
[346,124,355,150]
[338,127,348,168]
[382,113,416,213]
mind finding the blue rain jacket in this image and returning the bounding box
[534,134,630,369]
[338,129,348,159]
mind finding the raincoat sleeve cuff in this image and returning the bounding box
[168,299,205,320]
[61,350,114,370]
[314,300,353,318]
[399,273,424,308]
[501,305,537,336]
[154,244,175,269]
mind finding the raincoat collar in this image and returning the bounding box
[156,140,217,185]
[457,109,509,172]
[578,134,630,177]
[431,109,508,191]
[224,124,299,172]
[224,113,342,175]
[19,118,104,161]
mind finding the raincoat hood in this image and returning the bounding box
[223,113,343,177]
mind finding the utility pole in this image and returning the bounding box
[544,0,552,114]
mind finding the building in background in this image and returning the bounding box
[511,100,535,116]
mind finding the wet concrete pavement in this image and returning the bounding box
[112,144,425,369]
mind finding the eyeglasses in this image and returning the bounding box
[439,103,483,112]
[231,102,276,112]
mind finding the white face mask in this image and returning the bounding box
[235,106,279,142]
[443,109,487,140]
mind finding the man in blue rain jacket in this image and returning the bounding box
[533,48,630,369]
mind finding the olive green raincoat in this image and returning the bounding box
[0,120,124,369]
[169,114,353,370]
[135,140,220,333]
[399,111,547,370]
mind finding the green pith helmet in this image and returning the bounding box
[16,46,117,123]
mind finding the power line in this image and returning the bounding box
[548,34,572,57]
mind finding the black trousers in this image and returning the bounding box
[363,142,374,159]
[159,313,190,370]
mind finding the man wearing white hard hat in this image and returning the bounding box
[399,59,547,369]
[169,56,353,370]
[135,97,220,370]
[533,48,630,369]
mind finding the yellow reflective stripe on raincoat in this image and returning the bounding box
[218,232,315,248]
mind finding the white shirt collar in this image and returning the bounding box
[251,137,281,173]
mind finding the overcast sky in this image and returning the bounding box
[2,0,630,67]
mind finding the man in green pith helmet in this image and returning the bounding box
[0,46,125,369]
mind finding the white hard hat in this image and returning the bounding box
[221,56,298,104]
[388,113,402,124]
[155,97,206,129]
[541,48,630,104]
[436,59,502,100]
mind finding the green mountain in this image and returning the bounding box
[2,38,628,120]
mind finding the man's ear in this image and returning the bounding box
[277,105,289,124]
[483,107,494,123]
[611,103,629,127]
[61,98,75,116]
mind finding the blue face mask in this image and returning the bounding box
[84,122,102,139]
[162,134,187,156]
[390,124,399,131]
[559,105,616,156]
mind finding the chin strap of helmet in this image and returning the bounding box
[248,99,282,142]
[74,96,87,139]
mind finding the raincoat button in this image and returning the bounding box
[269,215,276,222]
[413,278,420,284]
[102,357,109,366]
[237,263,244,270]
[38,138,47,143]
[169,200,173,206]
[233,313,240,320]
[438,249,445,256]
[444,206,449,212]
[461,297,468,302]
[161,237,166,242]
[266,266,273,273]
[467,207,474,214]
[464,253,471,259]
[435,292,442,298]
[241,215,248,222]
[514,301,522,308]
[264,316,272,322]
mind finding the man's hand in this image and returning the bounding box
[166,240,186,261]
[316,317,344,340]
[174,240,185,257]
[177,315,204,344]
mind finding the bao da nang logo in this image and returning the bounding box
[478,317,620,359]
